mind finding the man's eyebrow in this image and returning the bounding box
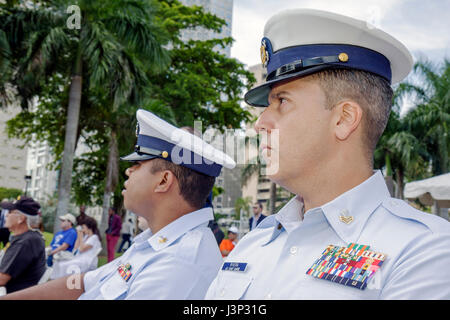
[268,90,290,102]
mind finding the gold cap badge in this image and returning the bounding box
[338,52,349,62]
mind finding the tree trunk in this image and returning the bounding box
[100,130,119,255]
[384,153,395,197]
[54,49,82,233]
[269,182,276,215]
[395,169,404,199]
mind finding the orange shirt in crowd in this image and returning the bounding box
[219,239,235,257]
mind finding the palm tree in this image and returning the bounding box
[396,60,449,176]
[375,59,449,199]
[0,0,169,232]
[374,110,429,199]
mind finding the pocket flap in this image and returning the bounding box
[99,273,128,300]
[215,273,252,300]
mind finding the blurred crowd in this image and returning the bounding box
[0,195,263,296]
[0,196,145,295]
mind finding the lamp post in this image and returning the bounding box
[24,175,32,196]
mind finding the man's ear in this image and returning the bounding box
[154,170,176,193]
[333,100,363,141]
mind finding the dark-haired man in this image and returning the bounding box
[2,109,235,300]
[206,9,450,299]
[249,203,266,231]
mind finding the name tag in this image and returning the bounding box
[222,262,248,272]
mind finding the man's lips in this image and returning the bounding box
[122,181,128,195]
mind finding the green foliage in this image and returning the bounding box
[0,187,22,200]
[234,196,252,220]
[1,0,256,209]
[375,58,450,199]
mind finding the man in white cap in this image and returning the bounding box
[46,213,77,267]
[206,9,450,299]
[2,109,235,300]
[219,226,239,257]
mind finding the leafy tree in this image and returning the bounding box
[3,0,256,226]
[397,60,450,175]
[375,59,449,199]
[1,0,169,233]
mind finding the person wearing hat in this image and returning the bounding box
[219,226,239,257]
[206,9,450,300]
[0,197,46,293]
[46,213,77,267]
[0,200,12,248]
[1,109,235,300]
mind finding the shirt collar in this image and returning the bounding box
[260,170,390,246]
[319,170,391,244]
[261,196,304,246]
[143,207,213,251]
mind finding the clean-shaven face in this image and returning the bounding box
[255,76,334,191]
[122,160,159,215]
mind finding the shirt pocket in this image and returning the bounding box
[99,272,128,300]
[215,273,253,300]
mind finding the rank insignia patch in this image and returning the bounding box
[306,243,386,290]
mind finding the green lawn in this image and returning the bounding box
[98,253,123,267]
[3,231,122,268]
[43,231,53,247]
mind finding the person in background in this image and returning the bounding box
[76,205,88,227]
[204,192,224,246]
[47,214,77,267]
[219,226,239,257]
[0,197,45,293]
[105,208,122,262]
[117,218,134,253]
[249,202,266,231]
[137,216,148,232]
[0,201,11,248]
[50,216,102,279]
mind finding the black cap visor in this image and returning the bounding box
[244,64,339,107]
[120,152,158,162]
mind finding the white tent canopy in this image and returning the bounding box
[404,173,450,213]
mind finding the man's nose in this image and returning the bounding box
[254,106,274,134]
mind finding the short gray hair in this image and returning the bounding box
[18,211,40,230]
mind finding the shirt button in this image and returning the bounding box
[220,289,225,297]
[290,246,298,255]
[265,293,272,300]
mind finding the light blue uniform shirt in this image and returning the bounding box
[205,171,450,299]
[79,207,222,300]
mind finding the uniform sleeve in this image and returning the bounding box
[380,232,450,299]
[125,257,202,299]
[0,241,33,278]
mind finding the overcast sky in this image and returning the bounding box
[230,0,450,68]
